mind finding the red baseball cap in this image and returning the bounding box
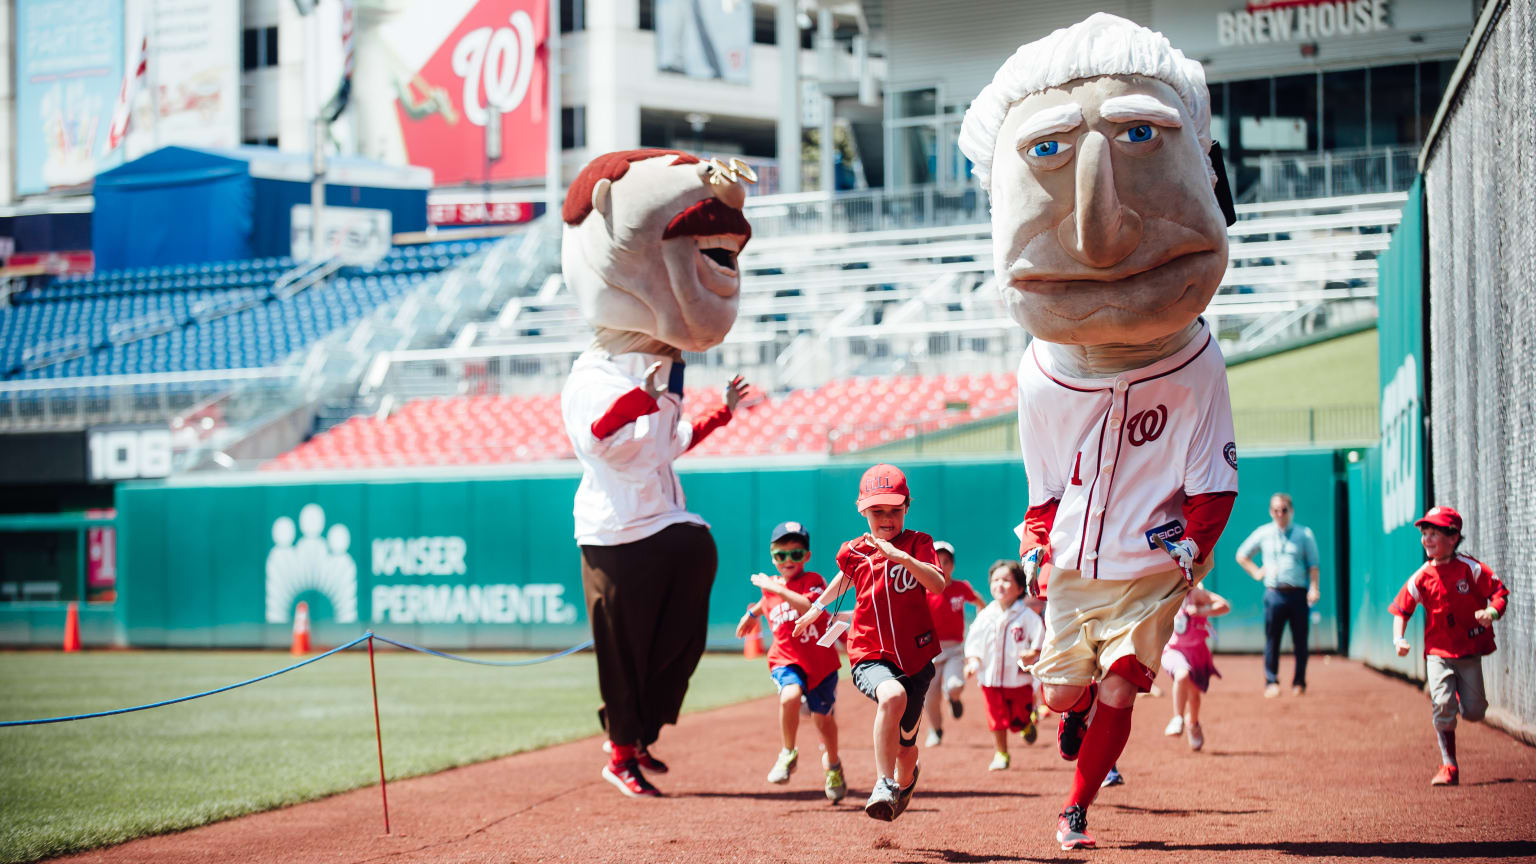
[857,463,910,511]
[1415,505,1463,532]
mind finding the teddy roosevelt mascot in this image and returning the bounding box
[958,14,1240,849]
[559,149,756,798]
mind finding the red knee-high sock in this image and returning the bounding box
[1066,703,1133,809]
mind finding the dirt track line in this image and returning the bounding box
[342,780,603,864]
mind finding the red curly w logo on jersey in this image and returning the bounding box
[1128,404,1169,446]
[888,563,919,593]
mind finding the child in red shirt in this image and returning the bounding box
[736,521,846,802]
[923,541,985,748]
[1389,505,1510,787]
[793,463,948,822]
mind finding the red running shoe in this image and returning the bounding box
[1058,683,1096,761]
[603,759,662,797]
[1056,804,1096,850]
[1430,764,1459,786]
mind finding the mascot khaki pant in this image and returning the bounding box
[580,522,717,747]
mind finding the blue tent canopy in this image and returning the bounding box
[92,146,430,270]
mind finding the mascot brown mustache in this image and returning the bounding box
[559,149,755,798]
[958,14,1239,850]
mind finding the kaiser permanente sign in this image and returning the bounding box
[114,476,591,649]
[1218,0,1391,47]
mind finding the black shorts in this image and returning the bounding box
[852,659,935,735]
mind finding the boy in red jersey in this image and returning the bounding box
[736,521,847,802]
[793,463,947,822]
[923,541,986,748]
[1390,505,1509,787]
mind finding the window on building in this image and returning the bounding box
[639,0,653,30]
[561,0,584,33]
[753,4,775,45]
[562,106,586,150]
[1322,68,1368,150]
[242,137,279,147]
[242,26,278,71]
[1370,64,1417,146]
[1418,59,1457,140]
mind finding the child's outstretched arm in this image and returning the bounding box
[734,601,763,638]
[792,573,849,637]
[866,534,945,592]
[1392,613,1412,656]
[1191,588,1231,618]
[751,572,817,614]
[1388,573,1419,656]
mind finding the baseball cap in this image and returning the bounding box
[856,463,910,511]
[1415,505,1463,533]
[933,540,956,558]
[769,520,810,548]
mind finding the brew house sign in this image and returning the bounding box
[1218,0,1391,47]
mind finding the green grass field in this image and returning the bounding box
[0,647,773,864]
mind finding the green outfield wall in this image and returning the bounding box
[0,449,1346,653]
[1346,178,1429,677]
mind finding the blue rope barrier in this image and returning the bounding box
[0,634,373,728]
[369,633,593,667]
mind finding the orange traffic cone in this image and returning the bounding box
[62,601,81,652]
[291,601,311,655]
[742,616,765,660]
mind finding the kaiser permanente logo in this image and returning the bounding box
[264,504,577,625]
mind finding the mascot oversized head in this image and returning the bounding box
[562,149,756,353]
[960,13,1232,355]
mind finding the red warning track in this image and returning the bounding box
[55,657,1536,864]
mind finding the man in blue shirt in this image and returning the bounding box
[1235,493,1321,697]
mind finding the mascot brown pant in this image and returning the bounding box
[580,522,717,747]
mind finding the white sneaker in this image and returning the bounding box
[1187,722,1205,752]
[766,748,797,783]
[988,751,1010,771]
[924,728,942,748]
[1164,715,1184,736]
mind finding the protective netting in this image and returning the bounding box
[1423,0,1536,737]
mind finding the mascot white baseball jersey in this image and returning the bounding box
[1018,318,1238,581]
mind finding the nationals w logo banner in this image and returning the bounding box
[347,0,548,185]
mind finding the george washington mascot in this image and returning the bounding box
[959,14,1241,849]
[559,149,756,797]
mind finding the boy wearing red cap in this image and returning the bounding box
[1390,505,1510,786]
[793,463,947,822]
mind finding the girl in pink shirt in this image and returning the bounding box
[1161,587,1230,751]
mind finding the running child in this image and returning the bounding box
[924,540,986,747]
[963,559,1045,770]
[1389,505,1509,786]
[1161,586,1231,752]
[734,520,847,802]
[792,463,947,822]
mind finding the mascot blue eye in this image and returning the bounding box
[1031,141,1059,157]
[1123,125,1156,143]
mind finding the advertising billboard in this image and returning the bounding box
[655,0,752,84]
[346,0,548,186]
[118,0,242,158]
[15,0,124,195]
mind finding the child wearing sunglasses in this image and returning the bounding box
[736,521,847,803]
[792,463,947,822]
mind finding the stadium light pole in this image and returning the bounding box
[776,0,801,194]
[545,0,562,223]
[303,1,326,257]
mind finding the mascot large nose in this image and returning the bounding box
[1055,131,1143,268]
[711,173,748,210]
